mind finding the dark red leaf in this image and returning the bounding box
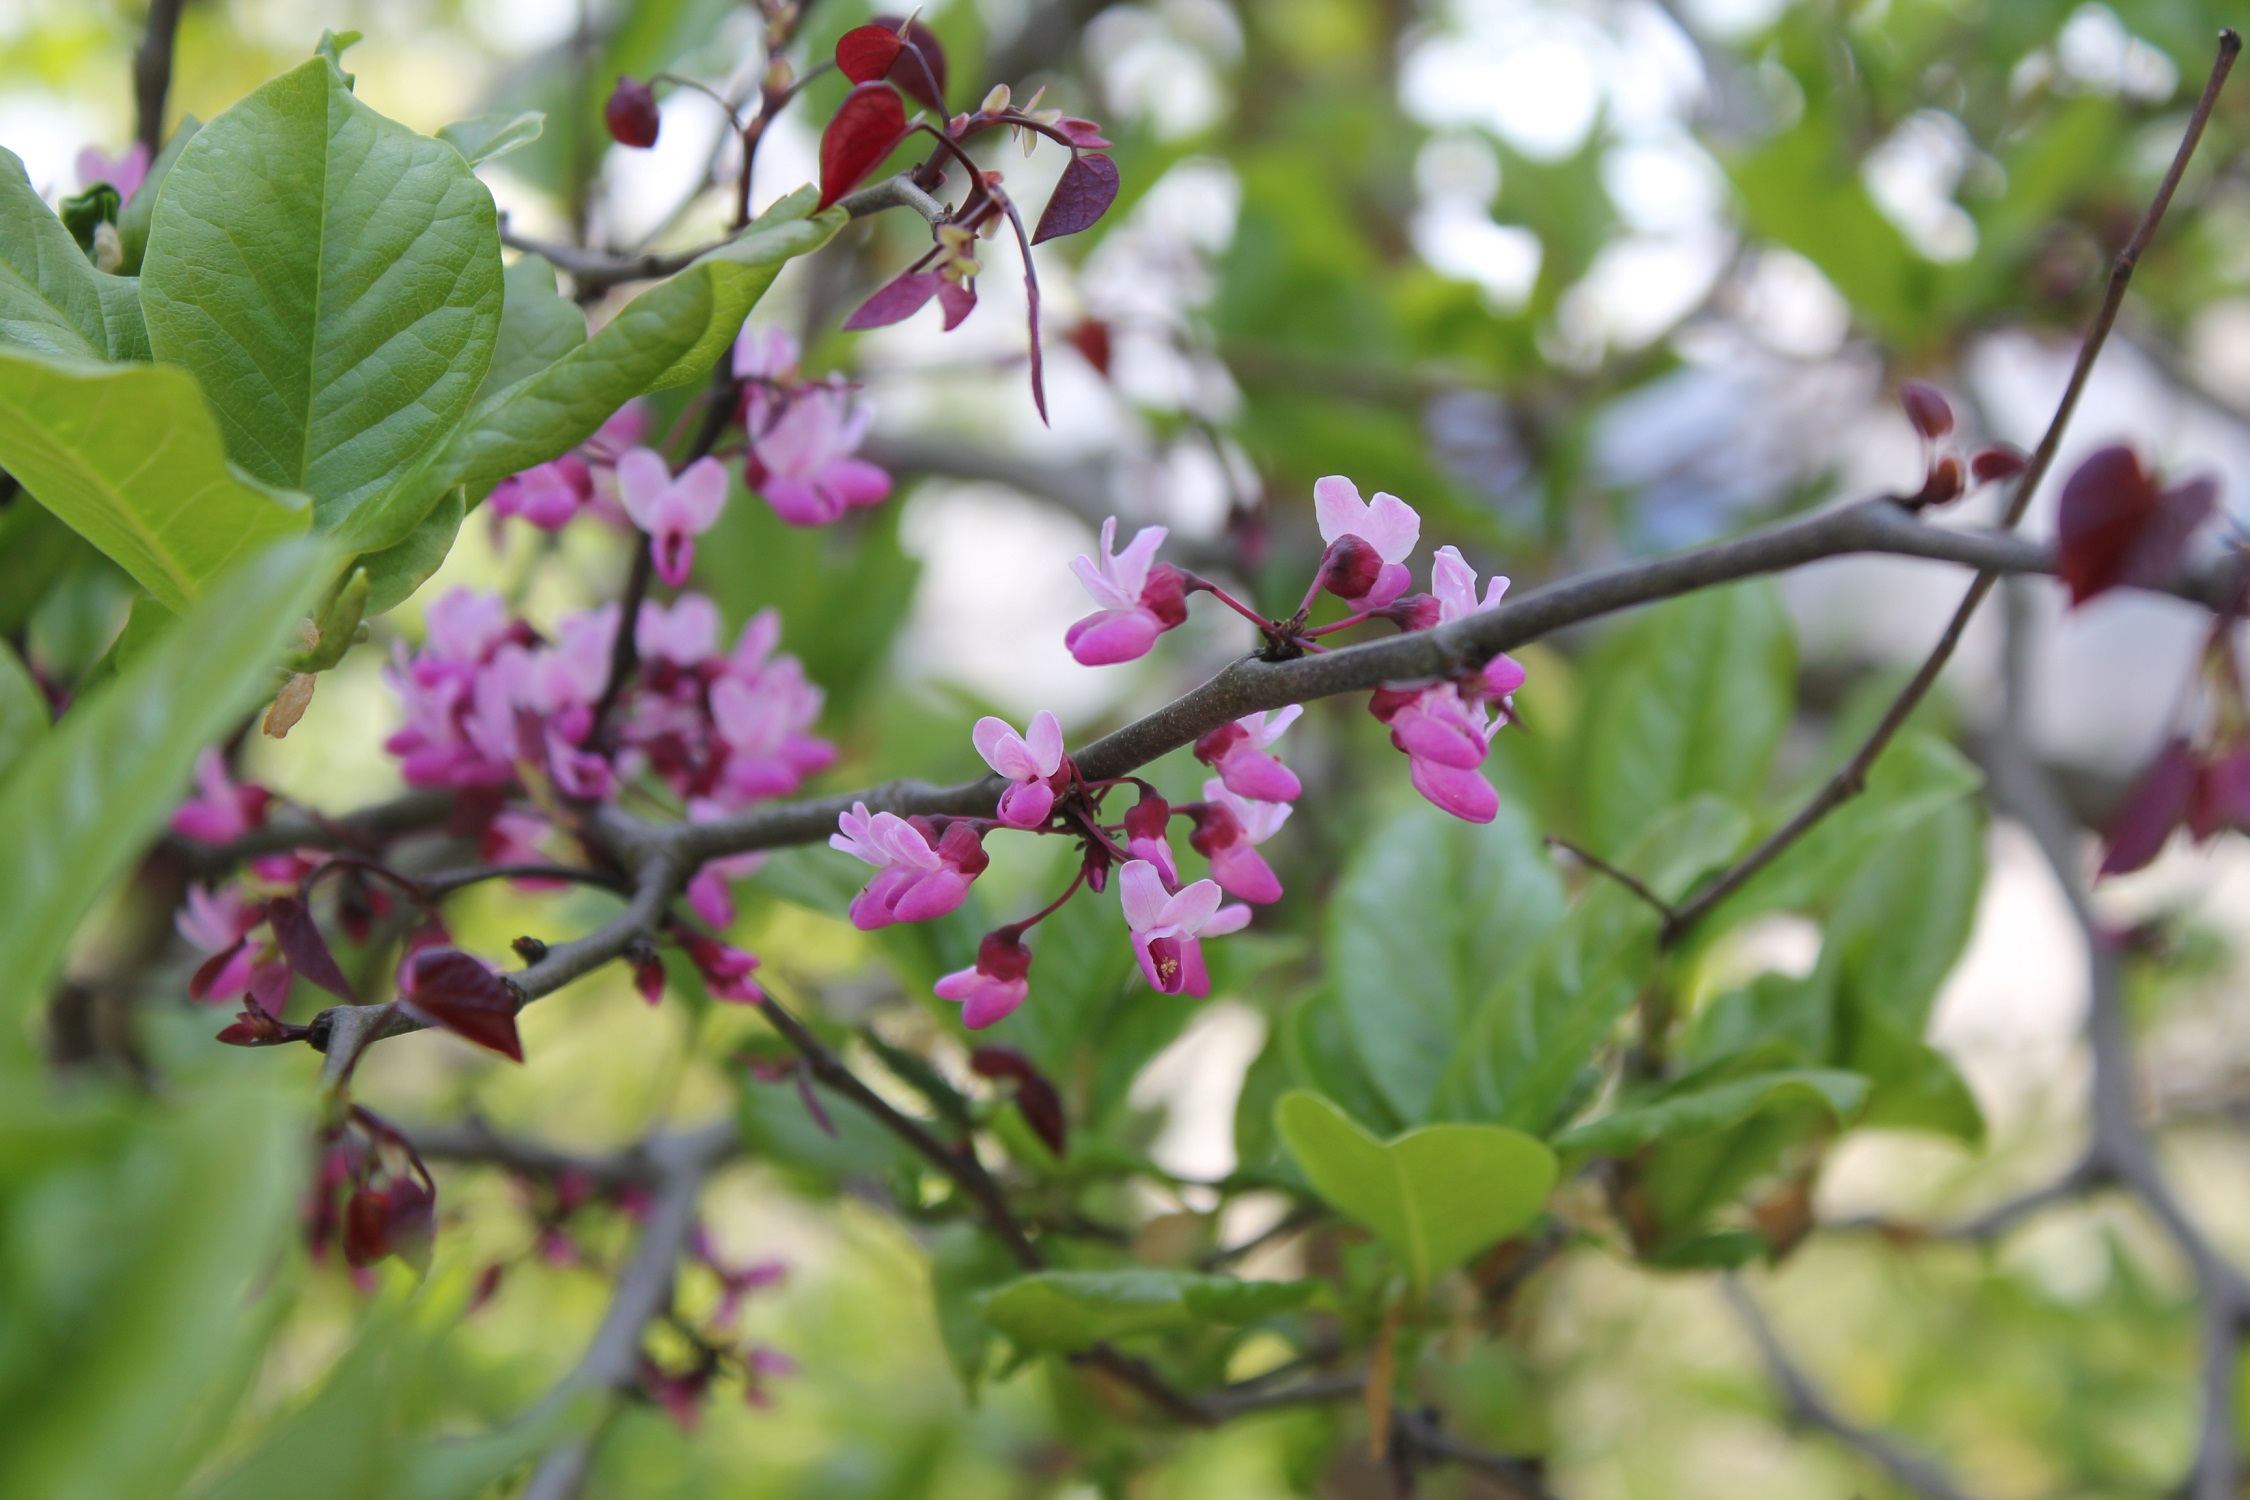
[1032,152,1120,244]
[399,948,523,1061]
[835,24,905,84]
[631,946,665,1006]
[969,1045,1034,1081]
[1067,318,1112,376]
[1898,381,1954,441]
[870,15,949,113]
[2197,747,2250,839]
[2100,737,2197,877]
[1000,197,1048,424]
[215,1002,309,1047]
[2057,446,2215,606]
[818,82,909,210]
[343,1188,390,1267]
[267,895,357,1001]
[843,268,942,329]
[937,276,976,330]
[189,938,247,1001]
[1971,445,2027,484]
[605,76,661,149]
[1053,117,1112,149]
[970,1047,1066,1156]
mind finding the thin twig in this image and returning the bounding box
[1659,30,2240,948]
[1545,836,1677,921]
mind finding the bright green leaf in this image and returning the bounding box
[141,56,504,530]
[0,348,310,613]
[1274,1090,1556,1292]
[113,115,200,276]
[1553,1069,1869,1158]
[0,147,147,361]
[438,110,546,167]
[477,254,585,405]
[0,643,47,783]
[978,1269,1199,1351]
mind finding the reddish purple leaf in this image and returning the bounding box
[2057,445,2215,606]
[1898,381,1954,441]
[835,24,905,83]
[796,1074,837,1136]
[189,938,246,1001]
[1068,318,1112,376]
[1971,445,2027,484]
[1000,198,1048,424]
[605,76,661,149]
[2100,737,2197,877]
[970,1047,1067,1156]
[937,276,976,330]
[1054,117,1112,149]
[343,1188,390,1267]
[1032,152,1120,244]
[818,82,909,210]
[843,268,943,329]
[838,18,948,113]
[400,948,523,1062]
[215,1002,309,1047]
[267,895,356,1001]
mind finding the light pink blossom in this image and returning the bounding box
[488,454,593,531]
[1119,860,1250,996]
[746,387,892,526]
[1190,780,1291,904]
[171,749,272,844]
[831,804,987,929]
[77,143,149,199]
[637,594,721,667]
[617,449,729,586]
[1372,684,1502,824]
[1066,518,1188,664]
[1430,545,1526,699]
[1313,476,1419,609]
[973,711,1066,828]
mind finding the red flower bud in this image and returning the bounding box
[1899,381,1954,441]
[605,76,661,147]
[1971,445,2028,484]
[1320,535,1383,603]
[1140,563,1189,628]
[1123,789,1170,844]
[976,928,1034,982]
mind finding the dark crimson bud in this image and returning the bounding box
[1971,445,2027,484]
[1320,535,1383,603]
[937,819,990,876]
[969,1046,1067,1156]
[1193,722,1247,770]
[1140,563,1190,628]
[1124,789,1170,845]
[627,940,666,1006]
[343,1188,390,1267]
[1899,380,1954,441]
[1379,593,1443,631]
[216,1002,310,1047]
[1367,686,1422,723]
[1068,319,1113,376]
[1906,454,1963,510]
[605,76,661,148]
[1186,801,1244,858]
[2100,737,2198,877]
[511,934,549,962]
[976,928,1033,982]
[1081,838,1113,891]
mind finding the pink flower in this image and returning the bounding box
[488,454,593,531]
[831,805,988,928]
[1190,780,1291,904]
[1430,546,1525,699]
[617,449,729,586]
[680,931,763,1002]
[708,660,833,803]
[747,389,892,526]
[1118,860,1250,996]
[1123,790,1179,886]
[171,749,273,844]
[1313,476,1419,609]
[935,929,1033,1029]
[77,143,149,199]
[637,594,721,667]
[1193,707,1302,803]
[1371,685,1501,825]
[175,886,288,1007]
[426,588,516,662]
[973,711,1066,828]
[686,851,767,929]
[734,325,800,384]
[1066,518,1189,665]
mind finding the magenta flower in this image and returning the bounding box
[686,851,768,929]
[617,449,729,586]
[77,142,149,199]
[831,804,988,928]
[1124,790,1179,885]
[749,390,893,526]
[1118,859,1251,996]
[637,594,721,667]
[973,711,1067,828]
[1430,546,1526,698]
[935,929,1033,1029]
[708,658,834,802]
[488,454,594,531]
[1372,685,1500,825]
[171,749,273,844]
[1190,779,1291,904]
[1193,706,1302,803]
[1313,476,1419,609]
[1066,518,1189,665]
[680,930,763,1003]
[734,325,801,384]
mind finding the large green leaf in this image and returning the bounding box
[1328,799,1565,1124]
[0,147,147,361]
[141,55,504,530]
[113,115,200,277]
[1574,581,1795,857]
[1553,1068,1868,1158]
[0,644,45,783]
[0,537,332,1051]
[340,190,845,553]
[477,254,585,404]
[0,348,309,613]
[1274,1091,1556,1292]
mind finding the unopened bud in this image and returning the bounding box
[1140,563,1190,628]
[1320,535,1383,603]
[981,83,1012,115]
[604,76,661,148]
[1899,381,1954,441]
[763,57,794,95]
[976,928,1033,982]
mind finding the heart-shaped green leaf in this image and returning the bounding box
[0,348,309,613]
[1275,1090,1557,1292]
[141,54,503,531]
[0,148,147,362]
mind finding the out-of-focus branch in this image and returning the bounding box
[134,0,190,155]
[1659,29,2240,947]
[403,1113,691,1189]
[1722,1278,1983,1500]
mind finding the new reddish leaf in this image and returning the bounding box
[818,83,910,210]
[2100,737,2197,877]
[970,1047,1067,1156]
[835,24,905,83]
[267,894,356,1000]
[843,268,943,329]
[937,277,976,330]
[837,16,949,113]
[1898,381,1954,440]
[2056,445,2216,606]
[1032,153,1120,244]
[400,947,523,1061]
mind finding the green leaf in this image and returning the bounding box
[141,55,504,531]
[0,643,46,784]
[978,1269,1199,1351]
[1574,581,1794,858]
[113,114,200,276]
[477,255,585,404]
[0,147,148,361]
[0,348,311,613]
[1553,1069,1869,1158]
[1282,987,1405,1139]
[1274,1091,1556,1292]
[1180,1276,1319,1323]
[438,110,546,167]
[358,489,464,616]
[342,190,845,552]
[0,537,332,1052]
[1328,799,1565,1123]
[929,1224,1023,1397]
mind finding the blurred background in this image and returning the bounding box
[10,0,2250,1495]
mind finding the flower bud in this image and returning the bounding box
[605,76,661,148]
[976,928,1034,982]
[981,83,1013,115]
[1319,535,1383,603]
[1140,563,1190,628]
[1899,381,1954,441]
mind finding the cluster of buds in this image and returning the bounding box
[306,1108,437,1278]
[1893,380,2026,510]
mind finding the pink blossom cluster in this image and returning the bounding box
[486,402,649,534]
[735,328,894,527]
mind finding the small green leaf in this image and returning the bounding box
[0,348,310,613]
[978,1269,1198,1351]
[1180,1276,1319,1323]
[141,56,504,531]
[0,537,333,1053]
[1274,1090,1556,1292]
[0,643,47,783]
[0,147,147,361]
[930,1225,1024,1396]
[1553,1069,1869,1158]
[438,110,546,167]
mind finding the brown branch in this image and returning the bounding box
[134,0,190,155]
[1545,836,1677,922]
[1658,29,2241,948]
